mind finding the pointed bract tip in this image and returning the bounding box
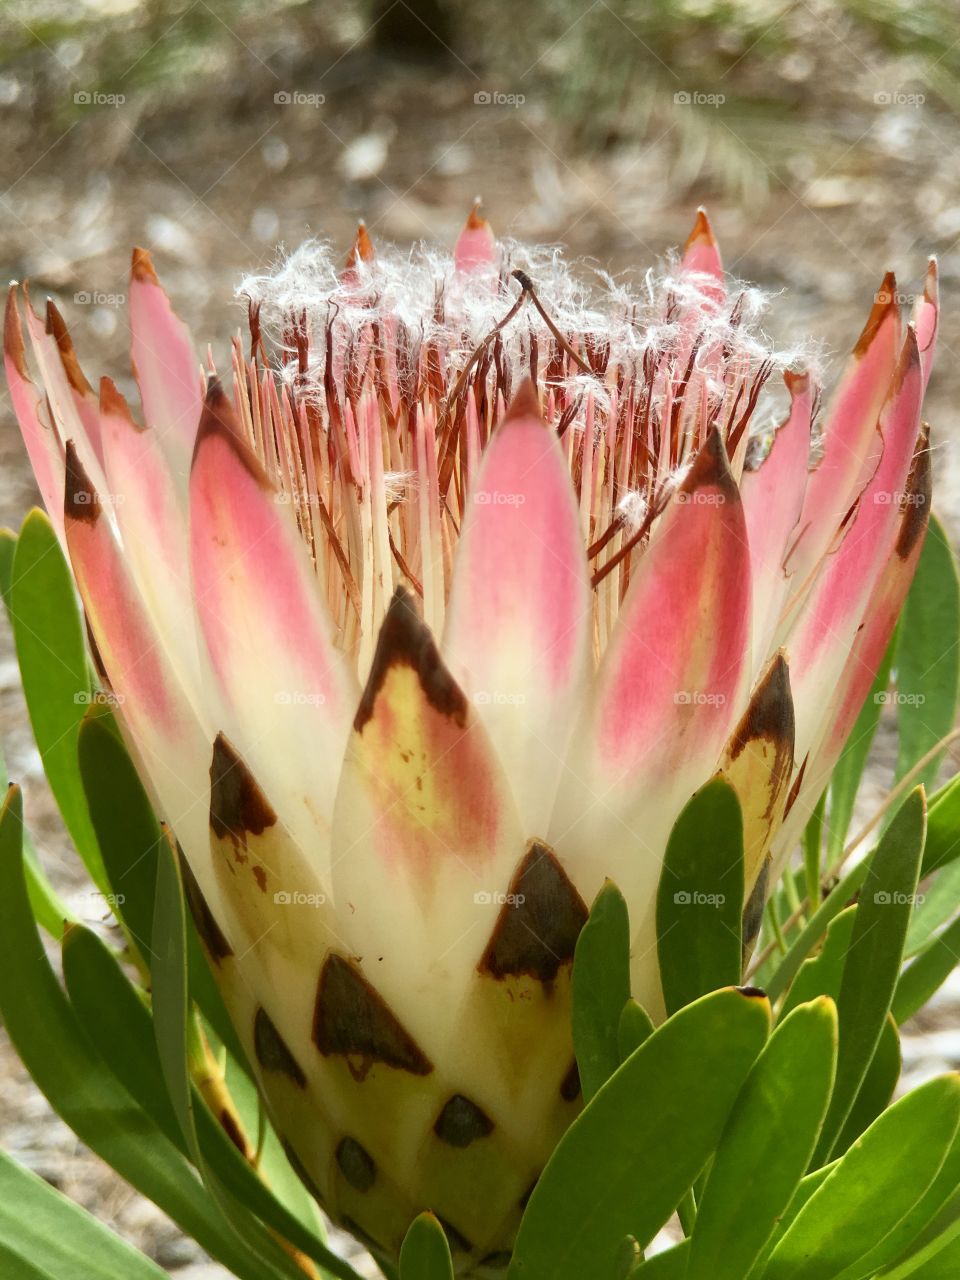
[192,375,267,486]
[3,285,27,374]
[99,375,140,428]
[130,247,159,285]
[45,299,92,395]
[466,198,486,230]
[346,222,375,270]
[684,207,716,251]
[853,270,898,358]
[893,322,922,391]
[64,439,100,525]
[783,367,811,398]
[680,425,737,500]
[503,377,542,425]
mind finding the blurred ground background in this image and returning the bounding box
[2,0,960,1274]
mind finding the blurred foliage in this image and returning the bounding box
[0,0,957,201]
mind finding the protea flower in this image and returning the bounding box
[3,207,936,1273]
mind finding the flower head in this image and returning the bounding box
[3,207,935,1268]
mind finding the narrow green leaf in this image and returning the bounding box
[849,1127,960,1278]
[507,986,770,1280]
[744,1163,838,1280]
[921,773,960,877]
[0,785,289,1280]
[617,999,655,1061]
[895,514,960,791]
[572,881,631,1100]
[832,1014,900,1156]
[0,526,17,615]
[780,906,855,1018]
[687,998,837,1280]
[886,1234,960,1280]
[829,637,896,860]
[77,713,247,1068]
[813,787,926,1164]
[905,859,960,958]
[656,778,744,1014]
[631,1239,689,1277]
[9,509,105,889]
[894,913,960,1025]
[767,1074,960,1280]
[152,842,362,1280]
[0,1147,168,1279]
[399,1213,454,1280]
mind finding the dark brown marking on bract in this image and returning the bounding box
[4,286,27,376]
[478,841,588,983]
[353,585,467,733]
[742,858,770,953]
[254,1007,307,1087]
[680,424,739,506]
[46,299,93,395]
[131,246,160,285]
[209,732,277,845]
[853,271,898,358]
[64,440,101,525]
[192,376,271,486]
[281,1138,324,1203]
[433,1094,495,1148]
[181,855,234,962]
[335,1136,377,1191]
[728,653,794,767]
[220,1108,247,1155]
[897,427,931,560]
[560,1059,582,1102]
[737,985,767,1000]
[313,953,433,1080]
[436,1217,473,1256]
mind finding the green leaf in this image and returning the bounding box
[507,986,770,1280]
[888,1234,960,1280]
[780,906,856,1018]
[894,912,960,1025]
[656,778,744,1014]
[399,1213,455,1280]
[905,858,960,958]
[0,785,290,1280]
[0,1147,168,1279]
[849,1127,960,1277]
[617,999,655,1061]
[829,636,895,860]
[766,1074,960,1280]
[572,881,631,1100]
[813,787,926,1165]
[0,526,17,614]
[77,713,247,1068]
[60,918,329,1266]
[921,773,960,877]
[895,514,960,791]
[9,509,105,890]
[832,1014,900,1157]
[631,1240,689,1277]
[687,998,837,1280]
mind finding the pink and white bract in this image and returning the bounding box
[4,207,936,1269]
